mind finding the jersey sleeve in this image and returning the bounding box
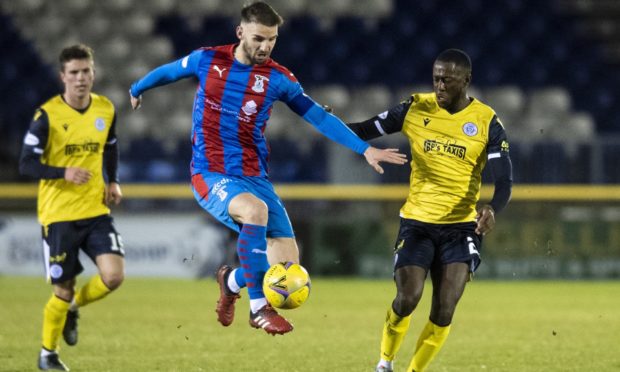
[277,72,304,104]
[18,109,65,179]
[485,116,512,213]
[346,97,413,140]
[286,92,369,154]
[130,49,202,97]
[486,116,510,158]
[103,113,120,183]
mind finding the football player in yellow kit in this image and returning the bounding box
[20,44,125,371]
[347,49,513,372]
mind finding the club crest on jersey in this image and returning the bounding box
[95,118,106,131]
[241,100,258,116]
[251,74,269,93]
[49,264,63,279]
[462,122,478,136]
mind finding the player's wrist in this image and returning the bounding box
[362,145,373,155]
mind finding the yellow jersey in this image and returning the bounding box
[401,93,504,222]
[29,94,116,226]
[348,93,510,224]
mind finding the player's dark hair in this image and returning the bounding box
[59,44,94,71]
[241,1,283,26]
[436,48,472,73]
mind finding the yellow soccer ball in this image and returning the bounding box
[263,262,311,309]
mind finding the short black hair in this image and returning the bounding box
[59,44,94,71]
[241,1,283,26]
[436,48,471,73]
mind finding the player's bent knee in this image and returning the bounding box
[232,198,269,225]
[101,273,124,291]
[246,201,268,225]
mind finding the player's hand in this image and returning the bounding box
[363,147,408,174]
[105,182,123,206]
[64,167,92,184]
[475,204,495,236]
[129,90,142,110]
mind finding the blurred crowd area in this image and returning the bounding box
[1,0,620,184]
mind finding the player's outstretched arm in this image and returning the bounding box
[363,147,407,174]
[129,51,202,110]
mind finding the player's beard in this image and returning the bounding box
[243,43,269,65]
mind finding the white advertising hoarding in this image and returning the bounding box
[0,213,229,278]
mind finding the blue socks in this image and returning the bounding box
[233,267,247,288]
[235,224,268,300]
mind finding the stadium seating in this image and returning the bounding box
[1,0,619,184]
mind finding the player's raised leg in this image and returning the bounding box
[223,194,293,334]
[65,253,124,345]
[64,222,125,346]
[228,193,293,335]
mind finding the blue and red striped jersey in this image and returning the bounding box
[189,44,301,177]
[131,43,369,178]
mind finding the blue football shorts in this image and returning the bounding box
[42,214,124,284]
[393,218,482,273]
[191,171,294,238]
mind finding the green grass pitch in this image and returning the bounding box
[1,277,619,371]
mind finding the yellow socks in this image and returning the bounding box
[42,275,112,352]
[42,295,70,351]
[74,274,111,308]
[380,306,412,362]
[408,320,451,372]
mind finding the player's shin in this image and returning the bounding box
[409,320,451,372]
[74,274,112,308]
[42,295,71,351]
[380,306,412,363]
[237,224,269,312]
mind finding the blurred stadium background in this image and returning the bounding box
[0,0,619,279]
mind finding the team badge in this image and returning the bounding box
[462,122,478,136]
[251,74,269,93]
[241,100,258,116]
[49,264,63,279]
[95,118,106,131]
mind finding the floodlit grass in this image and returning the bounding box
[1,277,619,371]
